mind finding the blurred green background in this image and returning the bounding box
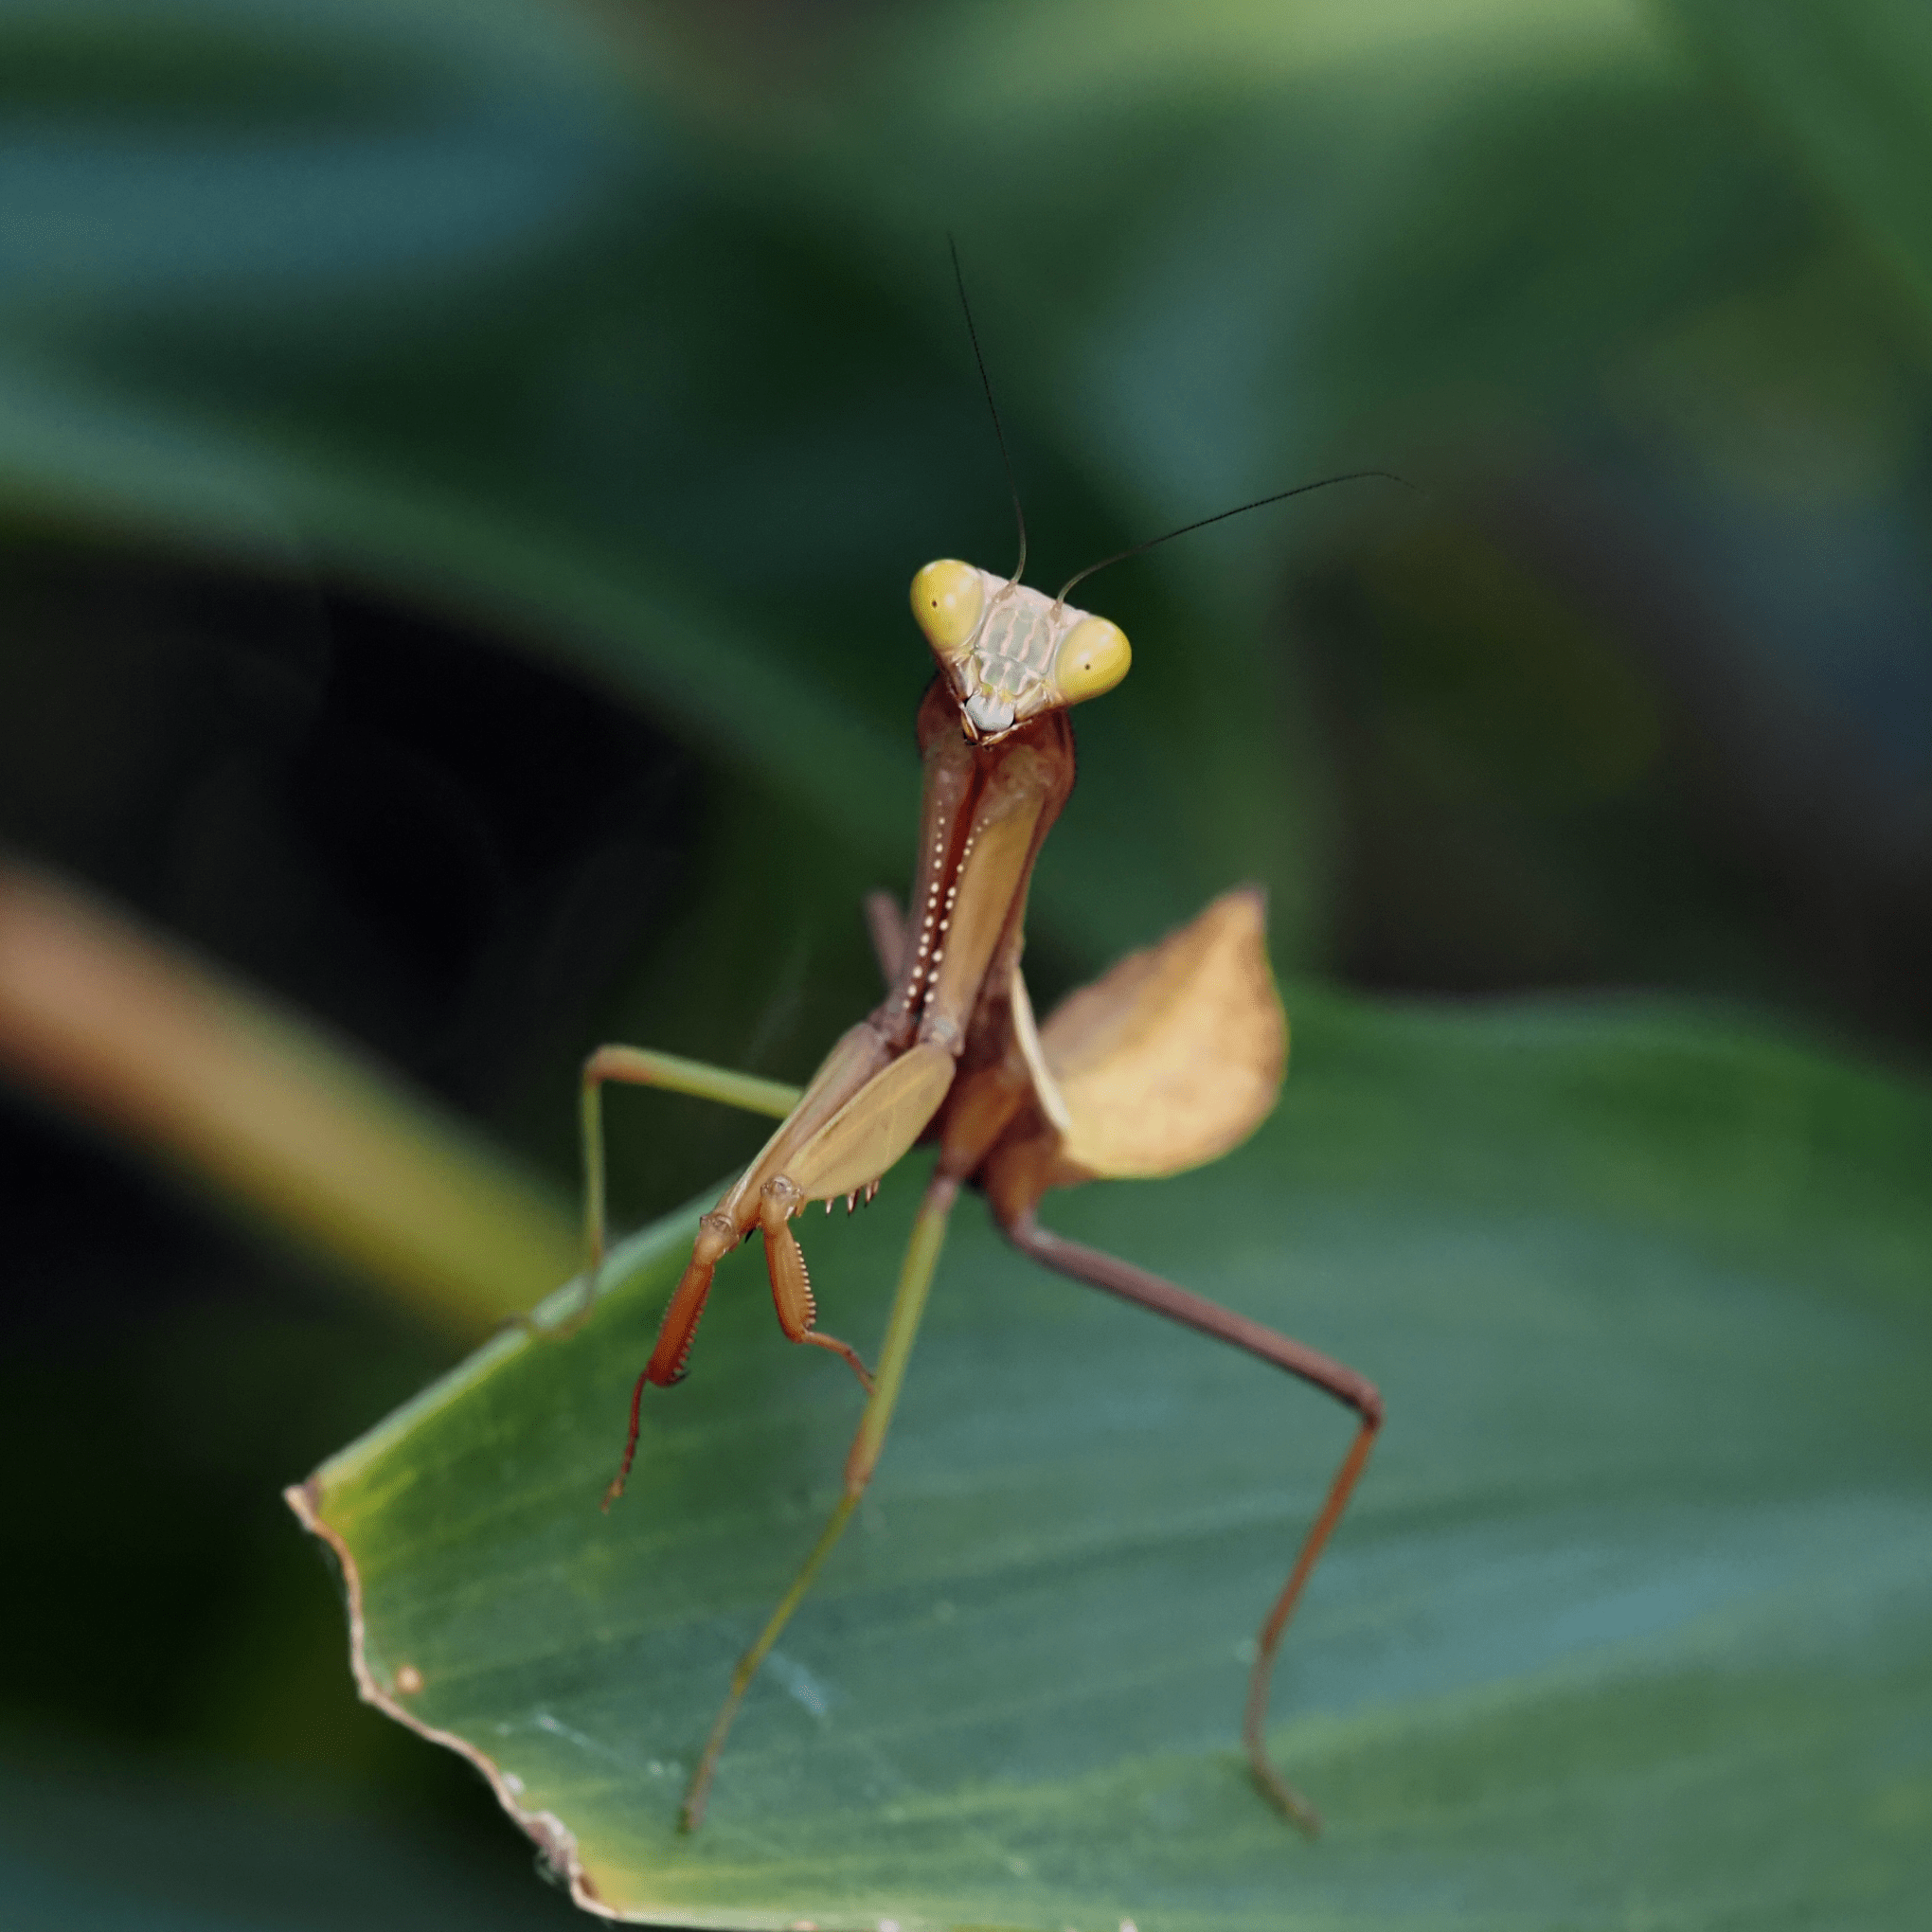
[1,1,1928,1926]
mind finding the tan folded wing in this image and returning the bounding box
[1038,886,1286,1181]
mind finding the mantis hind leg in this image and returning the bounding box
[679,1172,959,1833]
[996,1207,1380,1835]
[863,889,907,984]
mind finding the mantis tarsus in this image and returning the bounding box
[579,548,1383,1836]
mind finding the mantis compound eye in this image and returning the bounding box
[910,559,985,651]
[1053,614,1132,705]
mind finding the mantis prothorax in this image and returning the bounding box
[580,555,1382,1836]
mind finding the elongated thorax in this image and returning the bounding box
[685,682,1074,1264]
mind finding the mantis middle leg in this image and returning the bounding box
[581,1046,800,1273]
[997,1208,1380,1834]
[513,1046,800,1343]
[679,1169,960,1832]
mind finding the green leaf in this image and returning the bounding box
[0,0,917,875]
[6,0,1816,979]
[0,858,576,1333]
[1670,0,1932,327]
[290,993,1932,1929]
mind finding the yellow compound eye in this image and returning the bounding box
[910,560,985,651]
[1054,614,1132,705]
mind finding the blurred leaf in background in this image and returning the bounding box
[0,0,1927,1926]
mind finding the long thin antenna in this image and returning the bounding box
[1055,470,1414,605]
[949,236,1027,587]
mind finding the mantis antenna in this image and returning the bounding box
[949,237,1028,591]
[1054,468,1417,609]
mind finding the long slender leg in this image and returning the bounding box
[554,1046,796,1505]
[510,1046,794,1348]
[998,1208,1380,1835]
[532,1045,801,1351]
[581,1046,800,1272]
[680,1171,960,1834]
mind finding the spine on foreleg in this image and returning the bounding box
[645,1211,737,1385]
[760,1182,817,1338]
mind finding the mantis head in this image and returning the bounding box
[910,560,1131,742]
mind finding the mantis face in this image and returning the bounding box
[910,560,1131,742]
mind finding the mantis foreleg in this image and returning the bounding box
[573,1045,870,1506]
[679,1170,959,1833]
[636,742,1064,1413]
[996,1207,1381,1834]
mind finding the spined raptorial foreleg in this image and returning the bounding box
[639,731,1063,1402]
[997,1208,1381,1835]
[628,1033,956,1392]
[625,1014,939,1405]
[758,1175,875,1388]
[577,1046,866,1508]
[679,1172,959,1833]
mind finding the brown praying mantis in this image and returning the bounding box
[578,589,1382,1836]
[572,272,1388,1837]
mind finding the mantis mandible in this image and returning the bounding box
[581,573,1382,1836]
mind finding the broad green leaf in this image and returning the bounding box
[291,992,1932,1929]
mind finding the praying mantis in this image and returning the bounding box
[567,253,1386,1839]
[579,563,1383,1838]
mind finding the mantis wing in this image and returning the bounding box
[1035,886,1286,1183]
